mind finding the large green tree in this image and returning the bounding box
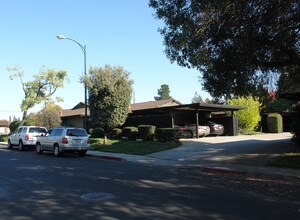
[85,65,133,144]
[8,66,67,121]
[154,84,172,100]
[149,0,300,98]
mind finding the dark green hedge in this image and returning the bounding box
[155,128,180,143]
[138,125,156,141]
[0,135,8,142]
[291,104,300,146]
[123,127,138,140]
[90,127,105,138]
[112,128,123,138]
[267,113,283,133]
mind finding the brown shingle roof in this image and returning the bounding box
[61,99,181,117]
[0,120,9,127]
[130,99,181,111]
[61,108,90,117]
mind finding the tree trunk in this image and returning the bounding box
[22,110,28,121]
[103,135,107,145]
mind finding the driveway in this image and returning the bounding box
[148,133,294,167]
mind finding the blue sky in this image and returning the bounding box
[0,0,210,120]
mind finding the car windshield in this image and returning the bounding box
[29,127,47,133]
[66,129,87,137]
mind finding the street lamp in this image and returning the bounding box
[56,35,88,130]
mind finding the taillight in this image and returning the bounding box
[62,137,68,144]
[25,134,29,141]
[87,138,90,144]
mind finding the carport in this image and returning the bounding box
[125,102,246,138]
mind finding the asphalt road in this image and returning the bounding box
[0,146,299,220]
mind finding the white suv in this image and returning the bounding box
[35,127,90,157]
[8,126,47,151]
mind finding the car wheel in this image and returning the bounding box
[36,143,43,154]
[7,140,13,149]
[54,145,61,157]
[78,150,87,157]
[186,130,193,138]
[18,141,24,151]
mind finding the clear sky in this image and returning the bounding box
[0,0,210,120]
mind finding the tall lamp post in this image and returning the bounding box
[56,35,88,130]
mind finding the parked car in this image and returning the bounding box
[178,124,210,138]
[8,126,47,151]
[35,127,90,157]
[206,121,224,136]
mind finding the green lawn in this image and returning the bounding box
[90,138,182,155]
[268,151,300,169]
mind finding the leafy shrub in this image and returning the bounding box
[267,113,283,133]
[228,96,261,132]
[138,125,156,141]
[0,135,8,142]
[112,128,123,138]
[90,127,105,138]
[155,128,180,142]
[122,127,138,140]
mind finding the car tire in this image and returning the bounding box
[7,140,13,149]
[36,143,43,154]
[78,150,87,157]
[186,130,193,138]
[54,145,62,157]
[18,141,24,151]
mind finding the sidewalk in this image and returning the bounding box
[86,149,300,179]
[86,133,300,179]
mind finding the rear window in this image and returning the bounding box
[28,127,47,133]
[66,129,87,137]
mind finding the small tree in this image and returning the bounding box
[154,84,172,100]
[7,66,67,121]
[36,109,61,130]
[85,65,133,144]
[191,92,203,103]
[228,96,262,133]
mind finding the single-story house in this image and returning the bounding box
[60,102,91,129]
[60,99,245,137]
[0,120,10,135]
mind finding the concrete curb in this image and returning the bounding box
[200,166,247,176]
[87,154,124,161]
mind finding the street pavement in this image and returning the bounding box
[1,133,300,178]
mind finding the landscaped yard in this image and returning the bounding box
[268,151,300,169]
[90,138,182,155]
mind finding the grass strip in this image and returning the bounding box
[90,138,181,155]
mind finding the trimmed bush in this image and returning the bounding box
[90,127,105,138]
[112,128,123,138]
[0,135,8,142]
[138,125,156,141]
[267,113,283,133]
[155,128,180,142]
[122,127,138,140]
